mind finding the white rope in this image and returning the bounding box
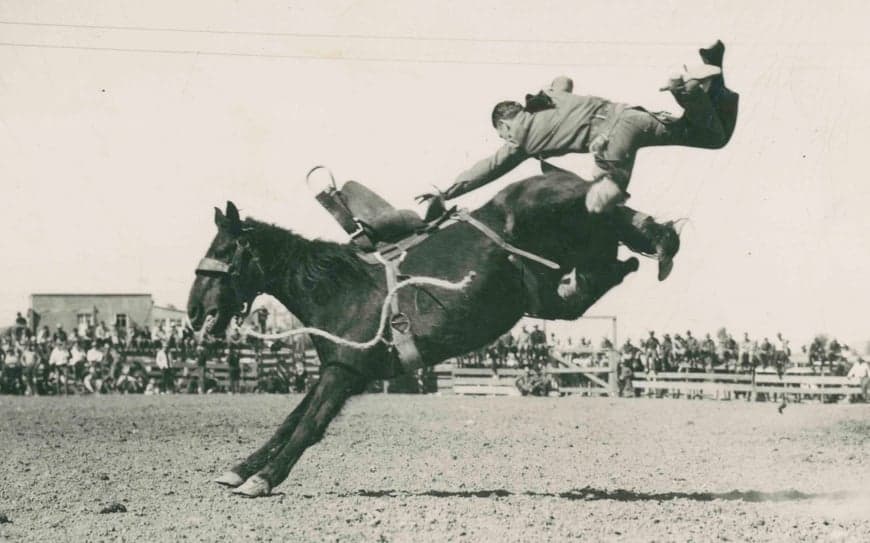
[202,271,476,349]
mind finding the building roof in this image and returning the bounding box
[31,293,152,298]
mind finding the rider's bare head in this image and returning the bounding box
[491,101,523,140]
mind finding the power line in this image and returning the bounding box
[0,19,694,47]
[0,41,658,67]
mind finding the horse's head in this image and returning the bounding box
[187,201,267,340]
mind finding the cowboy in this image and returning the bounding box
[427,40,737,281]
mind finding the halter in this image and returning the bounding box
[195,238,269,308]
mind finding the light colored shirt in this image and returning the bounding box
[86,348,103,364]
[49,347,70,367]
[155,350,170,370]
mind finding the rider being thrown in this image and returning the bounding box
[423,40,738,282]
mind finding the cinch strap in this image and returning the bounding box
[452,210,561,270]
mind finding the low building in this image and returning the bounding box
[30,293,185,333]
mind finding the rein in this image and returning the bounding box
[202,271,476,348]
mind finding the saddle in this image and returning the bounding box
[314,176,451,253]
[311,170,459,372]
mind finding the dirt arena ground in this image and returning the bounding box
[1,394,869,542]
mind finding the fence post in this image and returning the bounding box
[607,317,617,396]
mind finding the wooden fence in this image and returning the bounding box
[434,365,864,401]
[130,349,320,392]
[434,363,618,396]
[630,371,863,402]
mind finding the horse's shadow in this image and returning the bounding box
[334,487,851,503]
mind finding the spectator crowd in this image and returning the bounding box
[3,310,869,401]
[1,311,312,396]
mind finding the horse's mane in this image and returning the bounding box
[243,218,372,299]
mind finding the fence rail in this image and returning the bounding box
[630,371,863,401]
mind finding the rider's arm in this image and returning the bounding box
[444,143,528,200]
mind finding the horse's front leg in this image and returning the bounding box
[233,364,367,497]
[215,393,314,487]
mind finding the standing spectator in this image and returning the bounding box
[53,324,68,343]
[226,344,241,394]
[773,332,790,377]
[195,343,209,394]
[684,331,699,368]
[827,338,842,372]
[621,339,640,371]
[617,358,635,397]
[3,343,23,394]
[660,333,674,370]
[49,340,71,395]
[70,341,87,385]
[37,325,51,346]
[739,333,753,372]
[529,325,548,366]
[515,326,531,367]
[847,357,870,402]
[14,312,28,342]
[642,331,661,372]
[21,340,40,396]
[155,342,174,393]
[700,333,717,369]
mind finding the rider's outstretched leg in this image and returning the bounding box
[667,39,738,149]
[699,39,739,146]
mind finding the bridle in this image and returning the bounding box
[195,238,269,316]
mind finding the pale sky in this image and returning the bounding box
[2,0,870,347]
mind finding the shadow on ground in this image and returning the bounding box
[331,487,852,503]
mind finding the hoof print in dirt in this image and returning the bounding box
[99,503,127,514]
[0,513,11,524]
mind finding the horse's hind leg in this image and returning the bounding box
[215,393,315,487]
[233,364,366,497]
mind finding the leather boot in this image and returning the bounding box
[699,40,725,68]
[641,220,681,281]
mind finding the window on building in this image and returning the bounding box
[77,313,95,329]
[116,314,128,328]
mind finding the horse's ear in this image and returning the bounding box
[214,207,226,229]
[226,201,240,223]
[225,201,242,233]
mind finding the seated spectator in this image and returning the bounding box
[115,362,135,394]
[144,378,159,395]
[83,362,104,394]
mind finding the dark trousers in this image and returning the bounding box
[160,367,174,393]
[594,85,740,190]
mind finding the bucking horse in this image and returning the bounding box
[187,169,641,496]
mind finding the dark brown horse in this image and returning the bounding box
[187,170,639,496]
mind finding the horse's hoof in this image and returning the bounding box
[231,475,271,497]
[214,471,245,487]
